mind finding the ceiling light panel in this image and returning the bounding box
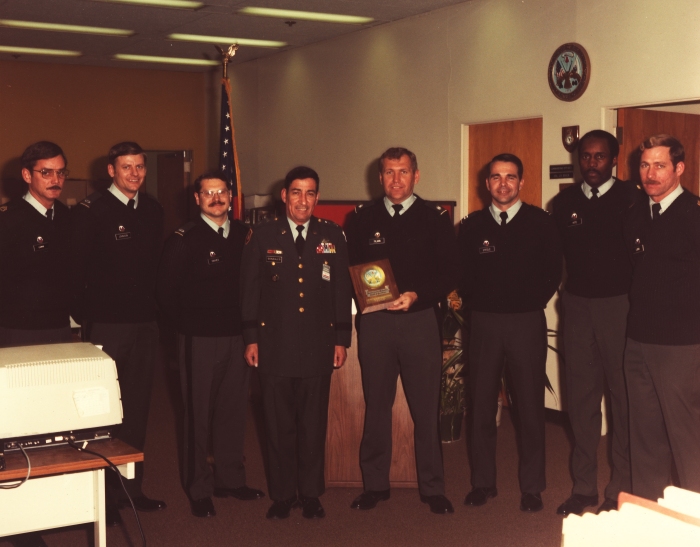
[0,45,82,56]
[0,19,133,36]
[91,0,203,9]
[113,53,218,66]
[238,7,373,25]
[168,33,286,48]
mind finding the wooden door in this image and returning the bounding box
[467,118,543,214]
[156,153,190,236]
[617,108,700,194]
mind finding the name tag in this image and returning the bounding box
[33,243,48,252]
[266,255,282,263]
[479,246,496,254]
[369,238,385,245]
[115,232,132,241]
[322,263,331,282]
[208,251,221,265]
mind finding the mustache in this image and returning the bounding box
[47,185,62,190]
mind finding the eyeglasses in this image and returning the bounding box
[32,168,69,180]
[199,189,229,198]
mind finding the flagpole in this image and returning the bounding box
[215,44,243,219]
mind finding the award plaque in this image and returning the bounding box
[349,259,400,314]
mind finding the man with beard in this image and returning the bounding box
[459,153,561,513]
[158,172,264,518]
[0,141,71,347]
[71,142,165,525]
[552,130,638,515]
[623,134,700,499]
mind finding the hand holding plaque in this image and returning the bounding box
[349,259,401,314]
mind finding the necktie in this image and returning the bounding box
[591,187,599,201]
[127,199,135,210]
[392,204,403,218]
[500,212,508,226]
[652,203,662,220]
[218,227,225,238]
[45,208,53,221]
[295,225,305,257]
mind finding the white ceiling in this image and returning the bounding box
[0,0,471,71]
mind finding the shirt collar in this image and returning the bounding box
[108,183,139,208]
[201,213,230,238]
[23,192,51,216]
[384,193,417,216]
[581,177,615,199]
[650,183,684,217]
[490,199,522,224]
[287,217,311,239]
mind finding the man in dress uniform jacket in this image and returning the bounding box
[0,141,71,347]
[459,153,561,513]
[71,142,165,524]
[623,134,700,500]
[241,166,352,520]
[345,147,460,515]
[157,172,264,518]
[552,130,638,516]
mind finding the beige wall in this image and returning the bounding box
[0,60,209,201]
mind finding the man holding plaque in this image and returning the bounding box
[459,153,561,513]
[345,147,460,515]
[240,166,352,520]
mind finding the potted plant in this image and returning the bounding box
[440,291,467,442]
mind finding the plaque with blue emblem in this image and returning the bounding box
[548,43,590,102]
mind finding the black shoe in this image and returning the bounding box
[556,494,598,516]
[190,497,216,518]
[350,489,390,510]
[596,498,618,514]
[300,497,325,519]
[520,492,543,513]
[121,495,167,512]
[214,485,266,500]
[464,487,498,507]
[106,503,122,527]
[266,498,297,520]
[420,494,454,514]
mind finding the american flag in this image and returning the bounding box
[219,78,242,219]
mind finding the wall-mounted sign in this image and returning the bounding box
[550,164,574,179]
[548,43,590,102]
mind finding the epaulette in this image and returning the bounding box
[174,221,197,237]
[317,218,341,229]
[425,201,449,215]
[80,191,103,209]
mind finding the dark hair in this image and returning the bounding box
[488,153,523,179]
[378,147,418,172]
[640,134,685,168]
[194,171,228,194]
[578,129,619,158]
[108,141,146,166]
[20,141,67,171]
[284,166,319,191]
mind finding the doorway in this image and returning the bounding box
[143,150,193,236]
[462,117,543,216]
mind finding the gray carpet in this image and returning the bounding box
[1,349,614,547]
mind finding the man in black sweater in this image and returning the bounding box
[157,173,264,518]
[552,130,638,516]
[0,141,71,347]
[345,147,460,515]
[71,142,165,524]
[459,153,561,513]
[623,134,700,500]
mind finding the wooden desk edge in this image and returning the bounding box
[0,440,143,482]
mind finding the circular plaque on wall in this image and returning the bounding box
[548,43,590,102]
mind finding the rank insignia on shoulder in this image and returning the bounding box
[175,221,196,237]
[245,228,253,244]
[0,205,6,212]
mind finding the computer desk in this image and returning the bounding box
[0,439,143,546]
